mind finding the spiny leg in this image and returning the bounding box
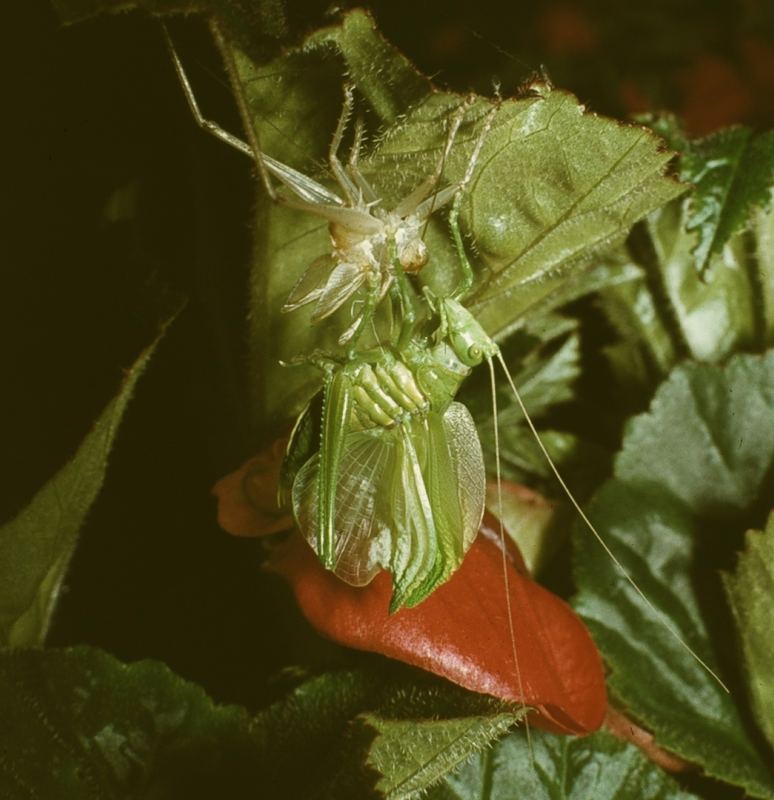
[391,95,474,222]
[347,116,379,204]
[316,367,354,568]
[389,245,417,351]
[341,275,382,357]
[328,83,359,204]
[162,24,283,205]
[449,104,497,301]
[165,25,344,212]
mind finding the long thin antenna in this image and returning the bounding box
[495,353,730,694]
[489,359,532,752]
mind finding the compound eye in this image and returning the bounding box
[468,345,482,363]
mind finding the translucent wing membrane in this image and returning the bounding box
[292,403,485,608]
[311,262,368,322]
[282,255,334,312]
[294,430,393,586]
[438,402,486,553]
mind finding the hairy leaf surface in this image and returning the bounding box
[0,332,165,647]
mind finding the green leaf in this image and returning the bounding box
[681,127,774,277]
[363,689,524,799]
[0,331,166,647]
[463,91,684,339]
[428,729,699,800]
[215,9,683,423]
[0,648,522,799]
[465,316,581,448]
[464,318,610,497]
[217,9,433,423]
[723,511,774,751]
[0,646,263,799]
[597,126,774,386]
[252,667,521,799]
[52,0,292,61]
[574,352,774,799]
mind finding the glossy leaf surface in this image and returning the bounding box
[271,516,607,736]
[574,352,774,798]
[428,729,699,800]
[597,129,774,390]
[680,126,774,276]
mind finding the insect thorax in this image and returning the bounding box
[348,343,471,432]
[329,210,428,282]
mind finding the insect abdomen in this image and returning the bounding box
[349,359,429,430]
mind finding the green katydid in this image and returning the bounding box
[164,25,497,609]
[165,29,729,688]
[286,293,498,610]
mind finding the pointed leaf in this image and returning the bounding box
[215,10,683,423]
[0,331,166,647]
[462,91,684,337]
[597,138,774,384]
[0,647,522,799]
[367,709,522,800]
[574,352,774,799]
[255,667,527,799]
[723,512,774,751]
[681,127,774,276]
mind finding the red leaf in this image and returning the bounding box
[214,445,607,734]
[271,513,607,735]
[212,439,293,538]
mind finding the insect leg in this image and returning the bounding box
[328,83,360,204]
[391,259,417,351]
[162,24,287,206]
[163,25,253,158]
[163,25,342,210]
[346,116,379,204]
[392,97,472,220]
[340,276,381,354]
[317,366,354,568]
[448,104,497,300]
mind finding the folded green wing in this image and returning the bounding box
[292,402,485,609]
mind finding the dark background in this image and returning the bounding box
[2,0,773,711]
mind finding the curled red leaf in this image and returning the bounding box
[214,447,607,734]
[271,513,607,734]
[212,439,293,538]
